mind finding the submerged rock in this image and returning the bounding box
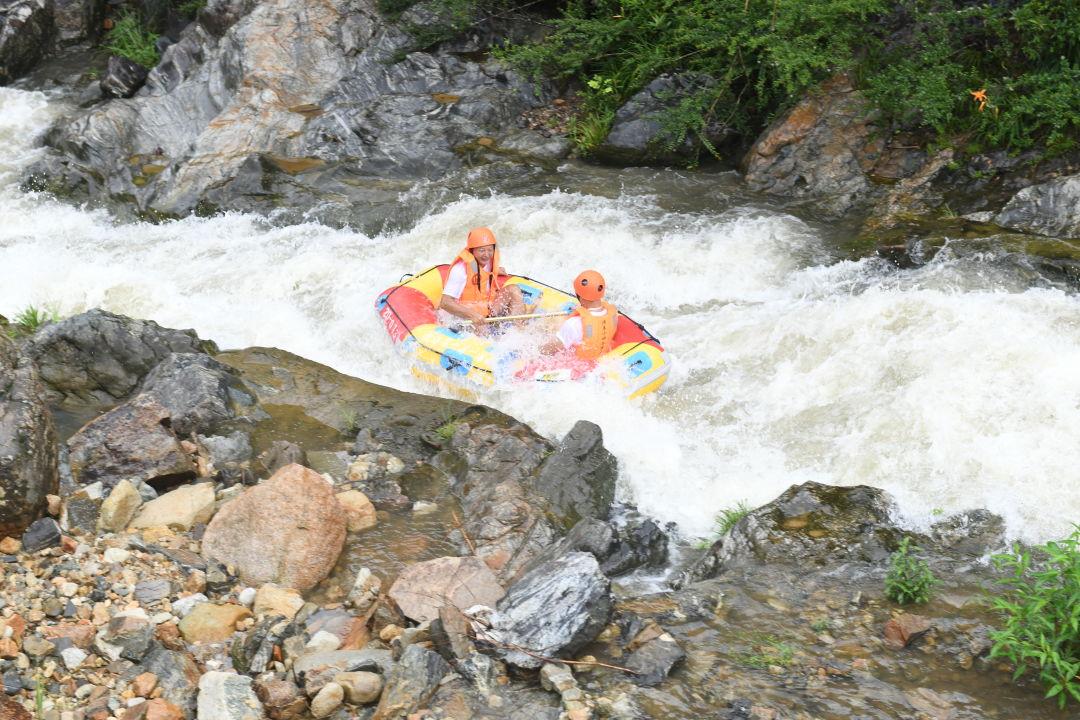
[0,334,58,537]
[201,463,347,592]
[388,556,505,623]
[485,552,612,669]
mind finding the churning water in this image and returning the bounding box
[3,86,1079,542]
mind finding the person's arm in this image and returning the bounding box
[541,318,580,355]
[440,295,485,323]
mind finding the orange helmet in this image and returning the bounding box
[573,270,606,301]
[467,227,496,249]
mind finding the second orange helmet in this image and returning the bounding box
[573,270,606,301]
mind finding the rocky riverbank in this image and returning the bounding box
[0,309,1070,720]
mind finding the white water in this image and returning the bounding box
[3,87,1079,542]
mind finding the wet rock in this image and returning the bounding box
[486,552,613,669]
[372,645,449,720]
[198,431,252,467]
[178,603,251,644]
[883,613,932,649]
[140,353,256,437]
[67,394,196,491]
[61,482,103,533]
[335,489,377,532]
[23,310,210,410]
[929,509,1005,557]
[129,482,216,531]
[346,568,381,613]
[52,0,103,45]
[538,663,589,718]
[389,556,505,623]
[680,482,901,585]
[624,631,686,686]
[100,55,149,99]
[994,173,1080,239]
[98,479,143,532]
[0,334,59,537]
[533,420,617,529]
[904,687,955,720]
[594,73,728,166]
[601,516,669,576]
[430,605,474,663]
[743,74,925,217]
[19,517,60,553]
[253,584,304,620]
[202,464,347,592]
[231,615,285,675]
[197,671,264,720]
[0,0,53,84]
[257,441,306,475]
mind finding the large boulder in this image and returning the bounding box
[66,394,195,490]
[201,463,347,592]
[593,73,727,166]
[388,556,505,623]
[743,74,925,217]
[484,552,612,669]
[34,0,564,222]
[23,310,212,410]
[533,420,617,529]
[0,334,59,537]
[679,481,901,586]
[994,173,1080,239]
[0,0,53,85]
[140,352,256,436]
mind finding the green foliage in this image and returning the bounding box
[989,527,1080,709]
[497,0,1079,156]
[739,633,796,669]
[435,419,460,441]
[810,617,830,633]
[13,305,59,335]
[341,409,362,435]
[884,537,937,605]
[176,0,206,16]
[103,12,160,69]
[714,501,751,536]
[34,680,44,719]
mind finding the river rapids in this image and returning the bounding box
[2,86,1078,544]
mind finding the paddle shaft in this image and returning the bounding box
[480,311,572,324]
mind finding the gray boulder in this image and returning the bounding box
[197,671,265,720]
[66,393,195,490]
[624,631,686,686]
[100,54,149,99]
[372,645,449,720]
[679,481,901,586]
[140,352,255,436]
[485,552,612,669]
[0,334,59,537]
[23,310,212,410]
[534,420,617,529]
[0,0,53,84]
[994,174,1080,239]
[35,0,563,221]
[594,73,727,166]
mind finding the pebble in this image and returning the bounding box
[60,647,87,670]
[237,587,256,607]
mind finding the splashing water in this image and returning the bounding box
[3,86,1079,542]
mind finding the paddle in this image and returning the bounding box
[478,311,572,324]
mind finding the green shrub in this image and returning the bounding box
[884,537,937,605]
[714,501,752,536]
[103,12,160,68]
[13,305,58,334]
[739,633,796,669]
[989,527,1080,709]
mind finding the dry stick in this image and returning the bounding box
[452,510,476,555]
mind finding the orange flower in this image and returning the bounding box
[970,89,988,112]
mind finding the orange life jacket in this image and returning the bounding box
[452,247,502,315]
[573,302,618,360]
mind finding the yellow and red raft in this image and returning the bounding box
[375,266,670,398]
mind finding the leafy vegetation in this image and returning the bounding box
[739,633,796,669]
[492,0,1079,157]
[884,537,937,605]
[103,11,161,68]
[714,501,752,536]
[435,419,460,441]
[989,527,1080,709]
[11,305,59,336]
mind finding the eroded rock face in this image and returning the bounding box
[23,310,211,410]
[66,394,195,490]
[485,551,612,669]
[35,0,562,221]
[201,463,347,592]
[994,174,1080,239]
[743,74,925,217]
[534,420,617,529]
[0,334,59,537]
[680,481,901,585]
[0,0,53,85]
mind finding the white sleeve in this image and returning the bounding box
[556,317,584,348]
[443,263,467,299]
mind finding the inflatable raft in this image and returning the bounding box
[376,266,670,398]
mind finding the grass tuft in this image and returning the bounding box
[103,12,160,68]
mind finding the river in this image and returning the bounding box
[3,85,1079,544]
